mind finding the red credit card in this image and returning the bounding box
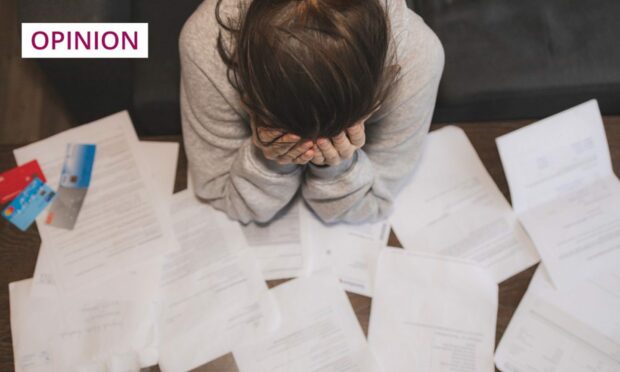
[0,160,47,204]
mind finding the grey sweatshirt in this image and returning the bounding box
[180,0,444,224]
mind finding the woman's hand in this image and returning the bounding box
[311,121,366,166]
[251,120,315,165]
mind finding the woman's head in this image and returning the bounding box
[216,0,397,141]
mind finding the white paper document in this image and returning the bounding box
[158,190,279,372]
[13,111,178,291]
[189,172,312,281]
[29,140,180,298]
[138,140,179,203]
[497,100,620,289]
[368,248,498,372]
[10,261,161,372]
[495,265,620,371]
[241,199,311,280]
[232,272,381,372]
[391,126,539,282]
[307,214,390,296]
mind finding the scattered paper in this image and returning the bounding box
[13,111,179,291]
[15,103,620,372]
[369,248,498,372]
[307,213,390,296]
[11,140,186,372]
[189,172,312,281]
[233,272,381,372]
[391,126,539,282]
[138,141,179,204]
[497,100,620,289]
[240,199,312,280]
[10,260,162,372]
[158,190,279,372]
[29,140,180,298]
[495,265,620,371]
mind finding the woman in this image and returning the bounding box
[180,0,444,224]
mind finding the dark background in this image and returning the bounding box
[9,0,620,137]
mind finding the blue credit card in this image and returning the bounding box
[59,144,96,189]
[2,177,56,231]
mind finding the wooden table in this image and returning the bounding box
[1,118,619,371]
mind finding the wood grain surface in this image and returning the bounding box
[1,118,618,371]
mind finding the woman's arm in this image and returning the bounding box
[180,38,303,224]
[301,14,445,223]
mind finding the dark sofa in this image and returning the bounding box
[20,0,620,135]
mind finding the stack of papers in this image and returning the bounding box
[7,99,620,372]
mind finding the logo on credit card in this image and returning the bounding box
[2,177,56,231]
[3,206,14,217]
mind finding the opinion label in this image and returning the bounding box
[22,23,148,58]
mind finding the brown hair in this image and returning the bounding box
[216,0,398,141]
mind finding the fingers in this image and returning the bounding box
[255,125,283,143]
[293,149,315,165]
[332,131,356,159]
[255,125,298,148]
[331,131,350,150]
[317,138,341,166]
[283,141,313,161]
[264,133,300,159]
[254,122,360,167]
[346,122,365,147]
[252,124,290,160]
[271,133,300,153]
[309,145,325,166]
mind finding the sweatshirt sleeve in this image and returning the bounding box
[180,24,303,224]
[301,11,445,223]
